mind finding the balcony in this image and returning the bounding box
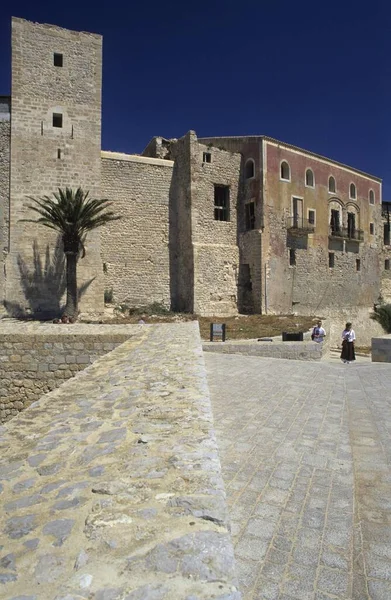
[329,227,364,242]
[286,217,315,235]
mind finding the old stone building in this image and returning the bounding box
[0,17,387,320]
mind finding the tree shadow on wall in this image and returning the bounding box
[4,238,94,320]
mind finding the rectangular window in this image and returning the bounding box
[57,149,62,159]
[329,252,335,268]
[330,209,340,233]
[385,259,390,271]
[52,113,63,128]
[214,185,230,221]
[203,152,211,163]
[308,209,315,225]
[384,223,390,246]
[289,248,296,266]
[54,53,63,67]
[356,259,361,271]
[370,222,374,235]
[245,202,255,230]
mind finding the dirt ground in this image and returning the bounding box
[97,307,318,342]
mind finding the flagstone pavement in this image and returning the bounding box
[205,353,391,600]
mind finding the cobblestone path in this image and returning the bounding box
[205,354,391,600]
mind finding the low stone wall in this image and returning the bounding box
[203,339,325,361]
[372,334,391,362]
[0,322,142,423]
[0,322,241,600]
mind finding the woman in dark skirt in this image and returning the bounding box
[341,322,356,363]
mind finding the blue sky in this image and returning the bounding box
[0,1,389,196]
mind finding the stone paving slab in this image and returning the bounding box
[205,354,391,600]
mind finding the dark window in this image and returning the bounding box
[54,53,63,67]
[370,222,374,235]
[203,152,211,164]
[308,210,315,225]
[384,223,390,246]
[245,202,255,230]
[289,248,296,266]
[305,169,314,187]
[347,212,356,238]
[245,160,254,179]
[330,209,340,233]
[281,161,290,180]
[385,259,390,271]
[329,253,335,268]
[356,259,361,271]
[53,113,63,128]
[369,190,375,204]
[57,149,62,159]
[214,185,230,221]
[350,183,356,199]
[329,176,336,193]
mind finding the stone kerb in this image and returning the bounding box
[372,334,391,362]
[0,323,142,423]
[0,322,241,600]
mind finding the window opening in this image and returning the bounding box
[330,209,340,234]
[57,149,62,159]
[308,210,315,225]
[54,53,63,67]
[305,169,314,187]
[350,183,356,199]
[203,152,211,164]
[53,113,63,128]
[384,223,390,246]
[214,185,230,221]
[281,161,290,180]
[245,159,254,179]
[369,190,375,204]
[328,176,336,193]
[385,259,390,271]
[347,212,356,238]
[356,259,361,271]
[245,202,255,230]
[370,222,374,235]
[289,248,296,266]
[329,253,335,268]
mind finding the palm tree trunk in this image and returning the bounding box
[65,252,78,317]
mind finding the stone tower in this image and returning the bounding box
[6,17,104,317]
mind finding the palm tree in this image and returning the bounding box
[25,187,120,319]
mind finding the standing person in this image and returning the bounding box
[311,320,326,343]
[341,322,356,363]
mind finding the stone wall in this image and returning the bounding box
[372,335,391,362]
[6,18,104,318]
[0,103,10,309]
[0,323,138,423]
[0,321,241,600]
[203,339,325,361]
[101,152,173,308]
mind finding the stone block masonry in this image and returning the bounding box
[372,334,391,362]
[0,322,241,599]
[0,322,142,423]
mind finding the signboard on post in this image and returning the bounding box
[210,323,226,342]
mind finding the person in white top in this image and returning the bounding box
[311,320,326,343]
[340,322,356,363]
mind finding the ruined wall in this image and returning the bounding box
[263,140,382,315]
[0,99,10,309]
[100,153,172,308]
[7,18,104,318]
[189,134,241,315]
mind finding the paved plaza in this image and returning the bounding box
[205,354,391,600]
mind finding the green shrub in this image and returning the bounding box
[370,303,391,333]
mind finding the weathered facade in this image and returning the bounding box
[0,17,387,319]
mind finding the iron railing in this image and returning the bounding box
[286,217,315,233]
[329,226,364,241]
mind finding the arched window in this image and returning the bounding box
[245,159,255,179]
[350,183,357,199]
[328,176,336,193]
[369,190,375,205]
[281,161,290,181]
[305,169,314,187]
